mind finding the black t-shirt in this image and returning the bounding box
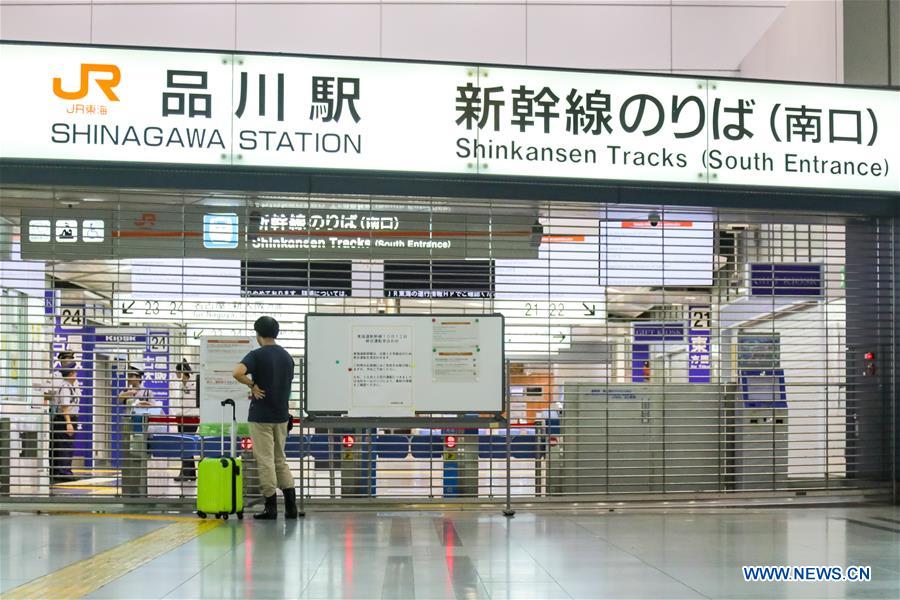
[240,344,295,423]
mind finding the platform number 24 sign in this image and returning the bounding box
[59,306,84,329]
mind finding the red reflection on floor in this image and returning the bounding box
[343,520,354,587]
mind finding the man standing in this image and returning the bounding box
[174,359,198,482]
[50,368,79,482]
[232,316,297,520]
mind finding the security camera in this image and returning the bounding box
[648,212,660,227]
[531,220,544,248]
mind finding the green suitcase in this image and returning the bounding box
[197,399,243,520]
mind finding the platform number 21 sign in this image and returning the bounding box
[690,307,711,330]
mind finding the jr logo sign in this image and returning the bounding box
[53,64,121,101]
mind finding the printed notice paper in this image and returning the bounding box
[350,326,414,416]
[432,318,480,383]
[199,336,257,433]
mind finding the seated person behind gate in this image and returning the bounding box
[119,367,166,433]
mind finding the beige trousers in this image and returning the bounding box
[249,421,294,498]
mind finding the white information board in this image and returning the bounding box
[199,336,257,425]
[306,314,504,417]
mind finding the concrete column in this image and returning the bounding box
[843,0,900,85]
[844,0,899,503]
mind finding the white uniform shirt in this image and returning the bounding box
[52,380,79,416]
[45,368,80,397]
[176,379,199,418]
[130,385,167,434]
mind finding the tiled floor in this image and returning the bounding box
[1,505,899,598]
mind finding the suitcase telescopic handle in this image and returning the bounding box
[221,399,237,459]
[221,398,236,419]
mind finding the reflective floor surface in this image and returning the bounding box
[1,505,899,598]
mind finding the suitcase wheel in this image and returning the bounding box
[222,514,229,521]
[237,512,244,520]
[197,511,207,519]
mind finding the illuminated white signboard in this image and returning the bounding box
[0,42,898,193]
[129,259,242,298]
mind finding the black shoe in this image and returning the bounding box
[282,488,298,519]
[254,494,278,520]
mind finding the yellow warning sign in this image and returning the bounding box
[443,451,458,461]
[342,451,354,461]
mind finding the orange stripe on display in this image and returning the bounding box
[112,229,532,239]
[114,231,202,238]
[541,234,585,242]
[621,221,694,228]
[248,230,532,238]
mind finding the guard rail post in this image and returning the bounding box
[121,414,148,497]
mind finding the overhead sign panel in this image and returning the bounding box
[19,207,540,260]
[1,42,898,193]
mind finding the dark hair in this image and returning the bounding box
[127,367,144,379]
[57,351,75,361]
[60,368,76,378]
[254,316,280,339]
[175,359,192,374]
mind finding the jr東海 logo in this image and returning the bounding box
[53,64,121,101]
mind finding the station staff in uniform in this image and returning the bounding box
[40,351,78,404]
[51,367,80,482]
[119,367,166,433]
[174,359,198,482]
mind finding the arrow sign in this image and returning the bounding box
[556,333,567,342]
[582,303,596,316]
